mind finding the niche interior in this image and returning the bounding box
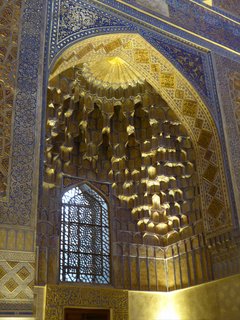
[38,53,210,291]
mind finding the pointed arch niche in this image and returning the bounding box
[38,33,234,291]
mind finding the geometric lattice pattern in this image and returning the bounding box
[17,266,31,281]
[4,278,18,292]
[0,0,22,197]
[0,266,7,280]
[0,260,34,300]
[60,184,110,284]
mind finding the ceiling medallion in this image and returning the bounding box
[76,56,152,101]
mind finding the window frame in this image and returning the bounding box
[59,181,111,285]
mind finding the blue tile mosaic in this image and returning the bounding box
[48,0,222,121]
[0,0,46,226]
[125,0,240,52]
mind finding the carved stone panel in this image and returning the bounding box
[45,285,128,320]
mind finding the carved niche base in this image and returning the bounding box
[43,285,128,320]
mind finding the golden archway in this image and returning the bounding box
[37,32,235,292]
[49,33,232,237]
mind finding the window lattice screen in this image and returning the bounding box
[60,184,110,284]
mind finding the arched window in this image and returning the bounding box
[60,183,110,284]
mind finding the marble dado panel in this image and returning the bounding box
[0,0,22,198]
[129,274,240,320]
[0,251,35,304]
[42,275,240,320]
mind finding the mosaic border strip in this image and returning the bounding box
[0,0,46,226]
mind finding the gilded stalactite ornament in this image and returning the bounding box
[47,34,232,236]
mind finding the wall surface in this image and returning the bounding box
[129,274,240,320]
[44,286,128,320]
[39,274,240,320]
